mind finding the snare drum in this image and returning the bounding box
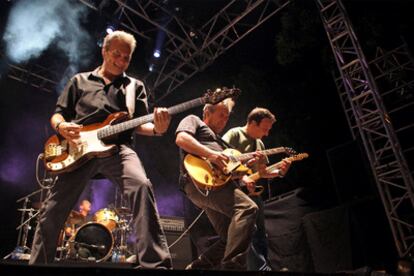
[68,222,113,262]
[93,208,119,231]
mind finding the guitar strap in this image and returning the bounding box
[124,78,146,118]
[215,134,233,150]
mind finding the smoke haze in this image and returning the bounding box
[3,0,93,67]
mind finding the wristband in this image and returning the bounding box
[55,121,64,132]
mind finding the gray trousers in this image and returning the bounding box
[29,145,172,269]
[184,180,258,270]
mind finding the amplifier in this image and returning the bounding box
[160,216,192,269]
[160,216,185,232]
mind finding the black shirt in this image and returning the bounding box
[55,68,149,126]
[175,115,225,189]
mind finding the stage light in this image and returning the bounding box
[153,50,161,58]
[106,25,116,34]
[189,30,199,40]
[149,64,154,72]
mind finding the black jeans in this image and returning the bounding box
[247,195,271,270]
[184,180,258,270]
[29,145,172,269]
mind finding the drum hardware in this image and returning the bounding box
[57,210,90,261]
[112,219,129,262]
[57,203,135,263]
[11,202,38,260]
[115,207,132,216]
[4,188,47,260]
[112,207,133,263]
[66,222,114,262]
[71,241,107,251]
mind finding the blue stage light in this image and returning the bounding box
[153,50,161,58]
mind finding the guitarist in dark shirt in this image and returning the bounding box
[176,98,259,270]
[30,30,172,269]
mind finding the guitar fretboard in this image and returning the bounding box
[236,147,287,162]
[264,154,308,171]
[97,97,205,139]
[248,153,308,181]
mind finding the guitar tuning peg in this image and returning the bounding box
[286,147,297,156]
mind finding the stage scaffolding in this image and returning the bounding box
[316,0,414,258]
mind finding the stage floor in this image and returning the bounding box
[0,260,351,276]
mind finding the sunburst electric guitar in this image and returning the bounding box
[43,87,240,174]
[184,147,296,191]
[246,153,309,196]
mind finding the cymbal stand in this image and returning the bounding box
[16,197,30,254]
[112,210,133,263]
[3,153,56,260]
[17,206,38,254]
[112,187,135,262]
[3,189,43,260]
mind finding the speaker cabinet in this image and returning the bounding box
[160,216,192,269]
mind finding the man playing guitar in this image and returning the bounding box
[176,98,259,270]
[222,107,291,270]
[30,30,172,269]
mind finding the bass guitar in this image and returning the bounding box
[184,147,295,190]
[43,87,240,174]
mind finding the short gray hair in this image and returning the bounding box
[103,30,136,52]
[203,98,235,120]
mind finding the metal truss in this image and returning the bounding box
[317,0,414,257]
[6,0,290,97]
[78,0,290,101]
[1,50,60,93]
[370,45,414,143]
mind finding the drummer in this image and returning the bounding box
[64,199,92,237]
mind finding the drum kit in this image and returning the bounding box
[5,189,135,263]
[60,207,134,263]
[4,154,137,263]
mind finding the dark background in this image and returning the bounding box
[0,0,413,272]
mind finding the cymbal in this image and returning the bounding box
[66,210,85,225]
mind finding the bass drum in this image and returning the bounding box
[68,222,114,262]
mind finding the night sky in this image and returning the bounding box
[0,0,413,269]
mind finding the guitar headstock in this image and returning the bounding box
[289,153,309,161]
[284,147,297,156]
[203,87,241,105]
